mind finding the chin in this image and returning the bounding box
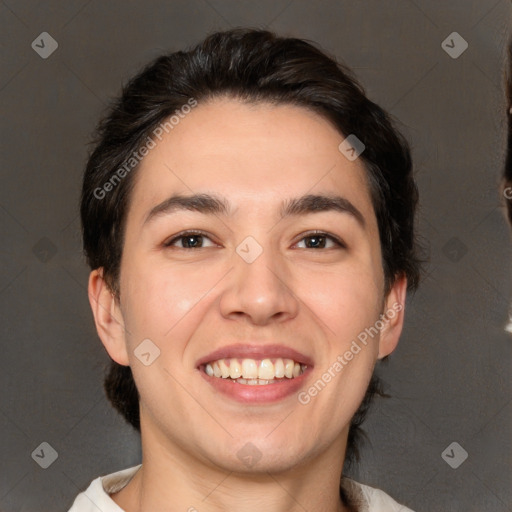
[222,451,307,475]
[203,435,316,475]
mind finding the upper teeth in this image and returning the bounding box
[204,358,306,380]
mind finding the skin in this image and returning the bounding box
[88,97,407,512]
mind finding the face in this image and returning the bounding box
[90,97,406,474]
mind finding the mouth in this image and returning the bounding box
[196,344,313,403]
[201,357,308,385]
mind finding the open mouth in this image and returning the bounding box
[202,357,308,385]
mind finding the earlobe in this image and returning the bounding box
[377,275,408,359]
[88,269,130,366]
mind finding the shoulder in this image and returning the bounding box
[341,477,416,512]
[67,465,141,512]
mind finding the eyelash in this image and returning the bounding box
[163,230,346,250]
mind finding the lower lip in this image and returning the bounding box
[199,368,311,403]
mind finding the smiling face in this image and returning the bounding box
[89,97,406,474]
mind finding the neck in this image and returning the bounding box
[111,423,352,512]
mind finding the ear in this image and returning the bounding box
[88,268,130,366]
[377,275,408,359]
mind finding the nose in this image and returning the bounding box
[219,240,300,326]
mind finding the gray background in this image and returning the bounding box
[1,1,511,511]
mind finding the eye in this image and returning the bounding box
[295,231,346,250]
[163,230,217,249]
[162,230,345,250]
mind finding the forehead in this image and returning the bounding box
[128,97,376,225]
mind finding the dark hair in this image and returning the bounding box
[503,37,512,222]
[81,28,421,468]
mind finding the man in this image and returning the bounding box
[69,28,421,512]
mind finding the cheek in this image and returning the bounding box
[298,265,382,428]
[301,260,383,341]
[120,256,218,343]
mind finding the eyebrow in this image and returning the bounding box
[143,193,366,227]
